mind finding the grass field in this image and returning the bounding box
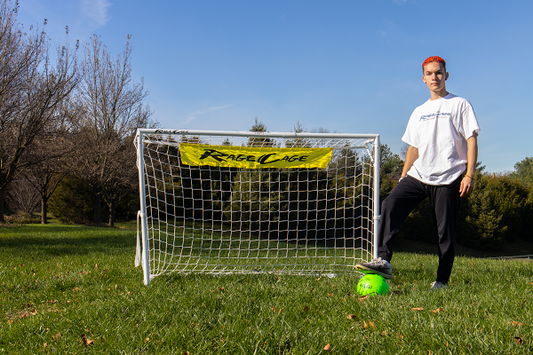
[144,220,371,278]
[1,222,533,354]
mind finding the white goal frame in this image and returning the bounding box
[135,128,380,285]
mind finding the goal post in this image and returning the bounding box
[135,128,380,285]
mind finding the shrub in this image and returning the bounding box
[459,174,533,250]
[49,176,94,224]
[113,191,140,222]
[4,211,40,224]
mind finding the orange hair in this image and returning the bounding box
[422,56,446,72]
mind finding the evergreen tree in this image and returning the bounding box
[510,157,533,187]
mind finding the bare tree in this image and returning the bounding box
[0,0,79,222]
[5,179,40,216]
[103,172,136,227]
[22,130,72,224]
[71,34,153,226]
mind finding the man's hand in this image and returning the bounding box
[460,133,478,197]
[459,175,475,197]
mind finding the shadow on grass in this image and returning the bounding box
[0,224,135,257]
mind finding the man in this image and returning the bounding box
[356,56,480,289]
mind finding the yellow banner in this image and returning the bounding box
[180,143,333,169]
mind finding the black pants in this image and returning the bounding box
[377,175,462,284]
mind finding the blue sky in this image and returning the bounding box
[16,0,533,173]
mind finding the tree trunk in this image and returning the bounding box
[108,200,115,228]
[0,188,5,223]
[94,192,101,226]
[41,197,48,224]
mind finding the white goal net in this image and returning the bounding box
[135,129,380,285]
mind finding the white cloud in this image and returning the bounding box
[82,0,111,27]
[185,116,197,124]
[189,104,233,116]
[185,104,233,124]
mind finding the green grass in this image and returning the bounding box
[1,222,533,354]
[146,220,370,276]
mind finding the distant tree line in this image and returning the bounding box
[0,0,154,226]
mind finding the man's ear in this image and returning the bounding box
[445,72,449,80]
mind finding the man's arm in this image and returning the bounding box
[459,132,478,197]
[400,145,419,180]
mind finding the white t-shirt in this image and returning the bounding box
[402,93,480,186]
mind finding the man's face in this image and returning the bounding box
[422,61,448,93]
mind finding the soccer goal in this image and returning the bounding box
[135,129,380,285]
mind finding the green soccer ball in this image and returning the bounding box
[357,274,389,296]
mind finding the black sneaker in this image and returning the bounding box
[355,257,393,279]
